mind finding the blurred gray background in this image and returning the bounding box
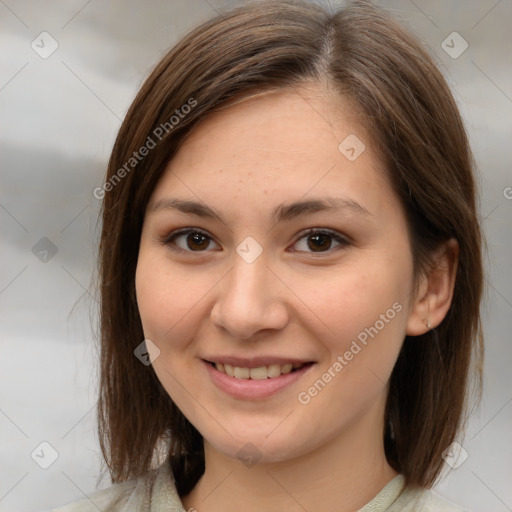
[0,0,511,511]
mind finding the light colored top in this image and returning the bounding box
[51,459,470,512]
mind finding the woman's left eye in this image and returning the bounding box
[162,228,349,254]
[291,228,350,254]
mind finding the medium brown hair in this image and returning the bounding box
[97,0,485,496]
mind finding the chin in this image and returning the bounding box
[202,425,313,466]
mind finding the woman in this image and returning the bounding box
[54,0,484,510]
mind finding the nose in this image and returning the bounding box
[210,255,289,341]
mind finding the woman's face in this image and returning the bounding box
[136,84,418,464]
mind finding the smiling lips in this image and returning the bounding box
[211,361,307,380]
[201,354,316,399]
[203,358,316,399]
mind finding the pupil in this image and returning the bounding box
[188,233,209,250]
[308,233,331,252]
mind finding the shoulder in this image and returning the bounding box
[50,476,139,512]
[50,461,184,512]
[422,490,472,512]
[390,485,472,512]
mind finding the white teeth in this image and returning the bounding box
[213,362,306,379]
[267,364,281,378]
[249,367,268,380]
[280,363,293,374]
[233,366,250,379]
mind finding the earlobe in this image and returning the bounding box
[406,238,459,336]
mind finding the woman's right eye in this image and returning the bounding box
[163,229,219,253]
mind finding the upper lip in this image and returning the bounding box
[202,356,315,368]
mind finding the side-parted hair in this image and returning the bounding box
[97,0,485,496]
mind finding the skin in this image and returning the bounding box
[135,82,459,512]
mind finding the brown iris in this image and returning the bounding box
[186,232,210,250]
[307,233,332,252]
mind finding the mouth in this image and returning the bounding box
[202,358,316,400]
[204,360,312,380]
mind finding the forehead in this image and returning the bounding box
[176,84,370,166]
[151,84,395,220]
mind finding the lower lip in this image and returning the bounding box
[203,360,315,400]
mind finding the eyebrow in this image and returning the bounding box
[149,196,371,223]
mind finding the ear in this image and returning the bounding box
[406,238,459,336]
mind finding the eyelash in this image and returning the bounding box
[161,227,350,256]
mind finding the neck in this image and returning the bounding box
[181,401,398,512]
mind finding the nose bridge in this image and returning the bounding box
[229,253,268,306]
[211,250,288,339]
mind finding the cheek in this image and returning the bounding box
[295,262,406,342]
[294,270,407,427]
[135,253,203,402]
[135,250,218,364]
[295,257,410,395]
